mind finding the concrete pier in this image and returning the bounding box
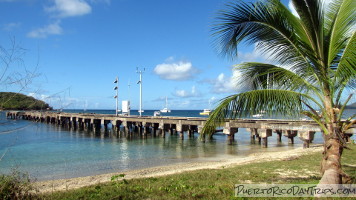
[6,111,355,148]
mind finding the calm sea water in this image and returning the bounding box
[0,109,354,181]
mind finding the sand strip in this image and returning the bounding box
[35,145,323,193]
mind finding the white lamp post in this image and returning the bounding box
[136,68,145,116]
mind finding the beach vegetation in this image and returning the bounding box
[0,169,37,200]
[38,144,356,199]
[204,0,355,186]
[111,173,128,188]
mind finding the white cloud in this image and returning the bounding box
[165,56,174,62]
[26,0,94,39]
[173,86,200,98]
[27,21,63,38]
[238,43,274,64]
[174,90,189,97]
[209,96,217,104]
[209,71,241,94]
[169,99,190,108]
[2,22,21,31]
[46,0,92,18]
[30,92,85,109]
[89,0,110,4]
[28,93,50,101]
[154,58,198,80]
[212,73,235,93]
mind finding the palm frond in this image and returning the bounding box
[235,62,321,93]
[334,31,356,88]
[332,31,356,106]
[291,0,323,58]
[212,0,312,68]
[201,89,311,137]
[326,0,356,66]
[301,110,328,134]
[342,119,356,133]
[337,93,353,122]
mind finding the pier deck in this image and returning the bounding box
[6,111,355,148]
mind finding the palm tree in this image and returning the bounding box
[203,0,355,185]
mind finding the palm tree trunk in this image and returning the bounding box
[319,116,347,184]
[320,133,343,184]
[319,92,344,184]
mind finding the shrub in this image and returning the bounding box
[0,169,36,200]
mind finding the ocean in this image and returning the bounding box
[0,109,354,181]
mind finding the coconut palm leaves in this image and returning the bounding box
[203,0,355,138]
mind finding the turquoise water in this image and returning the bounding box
[0,110,353,181]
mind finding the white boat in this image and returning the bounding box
[160,108,171,113]
[252,110,265,118]
[153,111,161,116]
[200,109,211,116]
[160,97,171,113]
[252,113,263,118]
[200,99,213,116]
[138,110,144,113]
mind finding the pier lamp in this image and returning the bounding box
[114,77,119,116]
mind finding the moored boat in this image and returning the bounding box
[160,97,171,113]
[200,109,211,116]
[252,113,263,118]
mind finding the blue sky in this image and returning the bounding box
[1,0,297,110]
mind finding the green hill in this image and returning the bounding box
[346,102,356,109]
[0,92,52,110]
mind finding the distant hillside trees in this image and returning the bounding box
[0,92,52,110]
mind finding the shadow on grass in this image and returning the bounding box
[275,175,321,184]
[342,164,356,183]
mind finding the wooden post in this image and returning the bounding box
[298,130,315,148]
[284,130,297,144]
[224,127,238,145]
[275,129,282,143]
[262,137,268,148]
[259,129,272,148]
[250,128,258,144]
[179,131,184,140]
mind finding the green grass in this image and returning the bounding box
[35,144,356,200]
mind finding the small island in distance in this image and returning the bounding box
[345,102,356,109]
[0,92,52,110]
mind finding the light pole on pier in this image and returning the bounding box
[114,77,119,116]
[136,68,145,116]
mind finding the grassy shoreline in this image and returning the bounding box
[33,144,355,199]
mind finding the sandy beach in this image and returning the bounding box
[35,145,324,193]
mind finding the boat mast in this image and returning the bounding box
[166,96,168,108]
